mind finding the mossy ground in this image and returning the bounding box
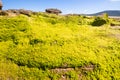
[0,13,120,80]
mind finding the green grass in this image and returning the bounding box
[0,13,120,80]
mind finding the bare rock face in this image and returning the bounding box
[45,8,62,15]
[0,10,9,16]
[0,1,3,10]
[0,9,37,16]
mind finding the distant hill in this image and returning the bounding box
[88,10,120,16]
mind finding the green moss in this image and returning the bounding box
[0,14,120,79]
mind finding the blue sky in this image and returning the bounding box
[2,0,120,14]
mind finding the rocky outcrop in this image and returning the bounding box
[0,0,3,10]
[0,9,37,16]
[45,8,62,15]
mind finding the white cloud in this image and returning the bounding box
[110,0,120,1]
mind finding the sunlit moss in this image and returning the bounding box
[0,14,120,79]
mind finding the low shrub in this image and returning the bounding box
[91,17,107,26]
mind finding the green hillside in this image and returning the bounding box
[0,13,120,80]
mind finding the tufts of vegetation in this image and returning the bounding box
[0,13,120,80]
[91,17,107,26]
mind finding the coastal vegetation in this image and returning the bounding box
[0,12,120,80]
